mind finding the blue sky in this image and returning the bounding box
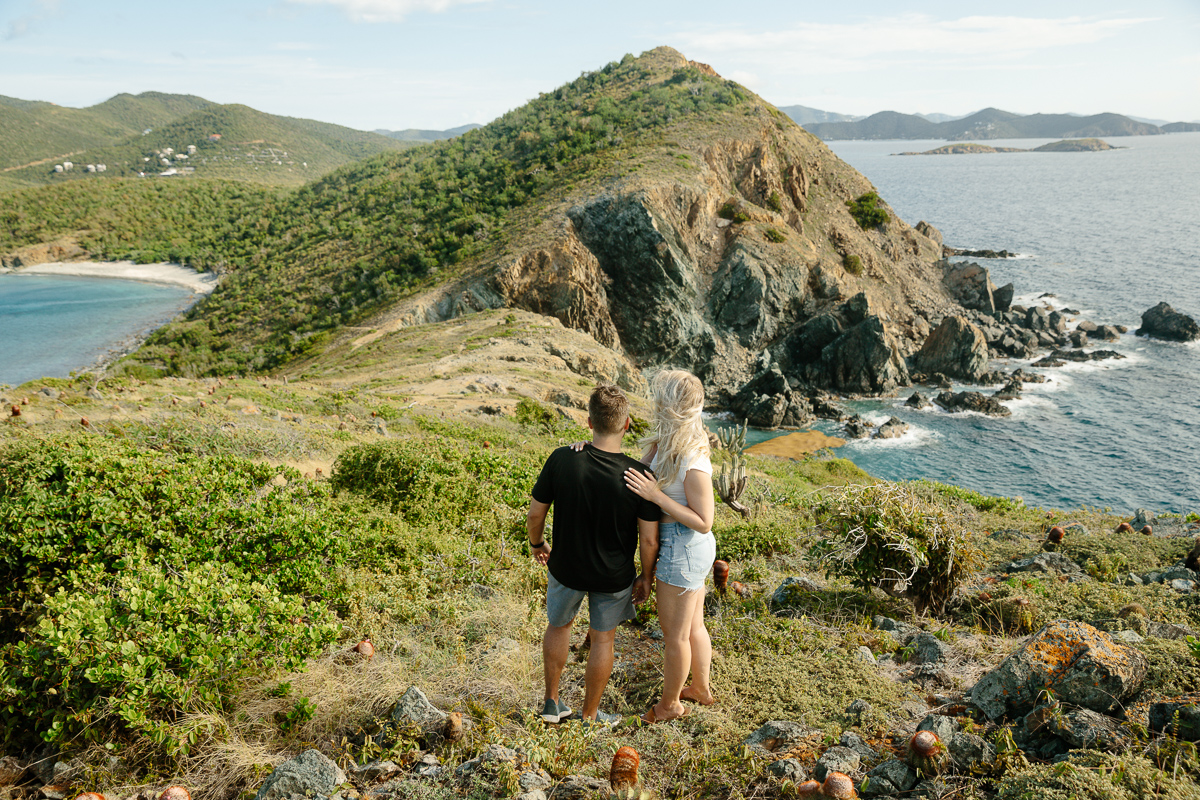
[2,0,1198,131]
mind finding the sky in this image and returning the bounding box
[2,0,1198,131]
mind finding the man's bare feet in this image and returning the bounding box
[680,685,715,705]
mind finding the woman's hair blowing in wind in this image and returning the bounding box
[641,370,709,489]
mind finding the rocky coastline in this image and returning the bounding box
[723,254,1200,439]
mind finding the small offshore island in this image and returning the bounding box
[897,138,1120,155]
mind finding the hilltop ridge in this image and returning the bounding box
[806,106,1178,140]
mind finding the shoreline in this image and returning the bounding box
[1,260,219,294]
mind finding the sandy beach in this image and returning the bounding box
[5,260,219,293]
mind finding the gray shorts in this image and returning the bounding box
[546,572,635,632]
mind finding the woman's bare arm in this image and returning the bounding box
[623,466,715,533]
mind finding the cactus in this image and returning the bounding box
[715,419,748,452]
[714,453,751,518]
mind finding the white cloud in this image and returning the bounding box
[284,0,488,23]
[729,70,761,89]
[674,14,1156,74]
[273,41,324,51]
[3,0,60,40]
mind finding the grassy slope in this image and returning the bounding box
[3,313,1199,798]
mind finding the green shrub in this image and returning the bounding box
[515,397,562,434]
[811,483,983,614]
[0,558,338,750]
[767,191,783,213]
[764,228,786,243]
[330,438,541,530]
[842,253,863,275]
[913,479,1024,513]
[846,191,888,230]
[717,200,738,220]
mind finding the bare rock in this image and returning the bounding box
[913,316,990,381]
[970,620,1148,720]
[744,720,812,757]
[1135,302,1200,342]
[255,750,347,800]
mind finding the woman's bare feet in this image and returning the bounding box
[680,685,715,705]
[643,700,689,723]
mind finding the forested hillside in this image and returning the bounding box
[2,49,753,374]
[0,92,409,190]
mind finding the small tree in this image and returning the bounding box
[810,483,982,614]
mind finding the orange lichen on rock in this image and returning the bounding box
[971,619,1148,720]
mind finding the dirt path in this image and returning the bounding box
[1,152,83,173]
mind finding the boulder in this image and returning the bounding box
[818,316,910,394]
[862,759,917,797]
[814,746,860,781]
[1051,707,1126,749]
[913,316,989,381]
[767,758,807,782]
[1004,552,1083,576]
[874,417,908,439]
[915,221,943,248]
[548,774,606,800]
[1135,302,1200,342]
[1149,699,1200,741]
[970,620,1148,720]
[993,283,1014,312]
[934,391,1011,417]
[992,379,1022,401]
[744,720,812,758]
[905,391,931,409]
[946,732,996,772]
[842,415,870,439]
[905,632,953,665]
[255,750,347,800]
[942,261,996,313]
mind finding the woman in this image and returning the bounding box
[625,369,716,723]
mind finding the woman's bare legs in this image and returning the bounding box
[680,602,714,705]
[652,578,707,721]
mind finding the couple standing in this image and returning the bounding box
[525,370,715,726]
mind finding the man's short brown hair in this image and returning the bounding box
[588,384,629,436]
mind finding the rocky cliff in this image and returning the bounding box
[368,47,958,406]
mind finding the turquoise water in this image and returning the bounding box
[726,133,1200,513]
[0,274,195,386]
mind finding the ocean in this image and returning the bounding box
[0,274,196,387]
[730,132,1200,514]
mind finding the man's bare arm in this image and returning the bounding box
[526,498,552,565]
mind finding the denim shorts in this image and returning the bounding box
[546,572,635,632]
[655,521,716,591]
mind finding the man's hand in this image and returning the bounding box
[531,542,551,566]
[632,574,652,604]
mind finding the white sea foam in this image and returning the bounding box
[842,421,941,449]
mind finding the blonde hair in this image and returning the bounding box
[641,369,709,490]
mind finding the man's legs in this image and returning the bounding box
[543,621,572,704]
[580,626,615,720]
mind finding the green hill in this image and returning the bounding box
[1,47,949,398]
[806,107,1165,140]
[375,123,482,141]
[0,92,411,190]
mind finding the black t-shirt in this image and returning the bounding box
[531,443,660,593]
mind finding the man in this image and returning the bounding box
[526,384,659,726]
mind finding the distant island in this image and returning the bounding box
[796,107,1200,141]
[897,138,1120,156]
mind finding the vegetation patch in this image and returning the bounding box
[846,191,888,229]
